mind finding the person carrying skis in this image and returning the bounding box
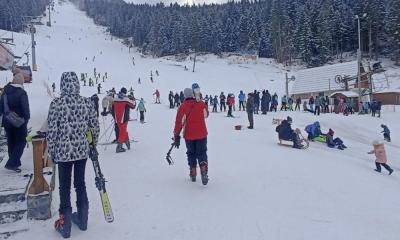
[381,124,391,142]
[227,94,234,117]
[238,90,246,111]
[113,88,136,153]
[137,98,146,123]
[173,87,209,185]
[368,140,393,175]
[168,91,174,109]
[219,92,226,112]
[47,72,99,238]
[153,89,161,104]
[275,116,303,149]
[246,93,254,129]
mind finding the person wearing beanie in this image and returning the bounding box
[0,73,30,173]
[113,87,136,153]
[325,128,347,150]
[173,87,209,185]
[368,140,393,175]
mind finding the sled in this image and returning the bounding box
[277,128,309,150]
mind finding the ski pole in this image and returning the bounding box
[165,143,175,165]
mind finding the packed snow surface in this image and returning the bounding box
[1,1,400,240]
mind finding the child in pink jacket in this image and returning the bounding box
[368,140,393,175]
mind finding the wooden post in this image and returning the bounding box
[28,138,49,195]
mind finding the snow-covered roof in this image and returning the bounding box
[291,61,358,95]
[374,87,400,94]
[330,91,359,98]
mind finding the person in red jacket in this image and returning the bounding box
[113,87,136,153]
[173,88,209,185]
[153,89,160,104]
[227,94,234,117]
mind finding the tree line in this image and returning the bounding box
[0,0,50,32]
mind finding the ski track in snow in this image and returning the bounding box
[1,1,400,240]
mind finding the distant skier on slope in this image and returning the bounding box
[137,98,146,123]
[47,72,99,238]
[173,87,209,185]
[113,88,136,153]
[153,89,161,104]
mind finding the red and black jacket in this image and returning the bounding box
[113,96,136,124]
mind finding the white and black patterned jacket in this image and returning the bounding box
[47,72,99,163]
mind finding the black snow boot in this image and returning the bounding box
[55,209,72,238]
[200,162,209,186]
[190,167,197,182]
[72,204,89,231]
[125,139,131,150]
[389,169,394,175]
[116,144,126,153]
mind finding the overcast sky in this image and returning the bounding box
[123,0,227,5]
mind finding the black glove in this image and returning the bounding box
[174,135,181,149]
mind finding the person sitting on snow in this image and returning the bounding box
[326,128,347,150]
[381,124,391,142]
[276,116,303,149]
[305,121,323,141]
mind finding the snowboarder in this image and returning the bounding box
[48,72,99,238]
[137,98,146,123]
[219,92,226,112]
[173,87,209,185]
[368,140,393,175]
[0,73,30,173]
[276,116,303,149]
[168,91,174,109]
[153,89,161,104]
[246,93,254,129]
[97,84,102,94]
[113,88,136,152]
[381,124,391,142]
[52,82,56,93]
[238,90,246,111]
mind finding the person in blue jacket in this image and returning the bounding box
[381,124,391,142]
[326,128,347,150]
[238,90,246,111]
[305,121,323,141]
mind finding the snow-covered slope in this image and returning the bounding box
[1,1,400,240]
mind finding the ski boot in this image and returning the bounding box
[389,169,394,175]
[55,209,72,239]
[125,139,131,150]
[116,144,126,153]
[199,163,209,185]
[72,204,89,231]
[189,167,197,182]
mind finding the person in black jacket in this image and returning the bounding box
[276,117,302,149]
[168,91,174,109]
[0,73,30,172]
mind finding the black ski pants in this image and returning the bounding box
[228,106,233,117]
[375,162,392,173]
[295,103,300,111]
[212,104,218,112]
[58,159,88,214]
[140,111,145,122]
[169,100,174,109]
[239,101,245,111]
[247,112,254,128]
[220,102,226,112]
[314,106,321,115]
[4,126,27,169]
[185,138,208,168]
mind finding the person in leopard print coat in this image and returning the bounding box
[47,72,99,238]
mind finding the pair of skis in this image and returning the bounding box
[89,145,114,223]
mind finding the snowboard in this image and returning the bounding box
[89,146,114,223]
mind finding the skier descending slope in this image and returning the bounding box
[47,72,100,238]
[173,86,209,185]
